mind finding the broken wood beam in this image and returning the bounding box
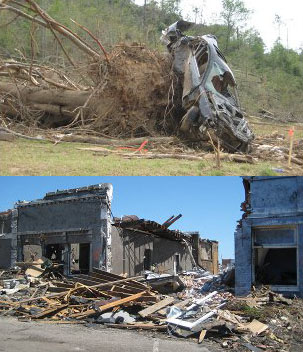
[31,304,68,319]
[105,323,167,331]
[67,136,175,147]
[70,291,147,319]
[138,297,175,318]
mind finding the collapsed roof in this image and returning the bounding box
[113,218,191,242]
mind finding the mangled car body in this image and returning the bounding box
[162,21,254,152]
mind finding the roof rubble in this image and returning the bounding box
[0,263,301,351]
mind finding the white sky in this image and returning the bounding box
[134,0,303,51]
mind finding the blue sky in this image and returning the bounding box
[0,177,244,260]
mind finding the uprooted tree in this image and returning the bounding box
[0,0,176,139]
[0,0,254,153]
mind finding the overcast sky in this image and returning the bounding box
[134,0,303,51]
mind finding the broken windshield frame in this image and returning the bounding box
[204,61,239,107]
[199,43,240,108]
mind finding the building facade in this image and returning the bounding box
[0,184,113,274]
[235,176,303,297]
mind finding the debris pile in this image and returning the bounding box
[0,266,302,350]
[179,267,235,299]
[252,132,303,166]
[0,266,160,326]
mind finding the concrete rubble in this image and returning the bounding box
[1,263,301,351]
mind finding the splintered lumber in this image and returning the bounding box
[70,291,147,319]
[4,292,67,306]
[138,297,175,318]
[198,330,207,344]
[105,323,167,331]
[31,304,68,319]
[39,320,86,324]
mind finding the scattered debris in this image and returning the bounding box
[0,265,301,351]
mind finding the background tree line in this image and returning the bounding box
[0,0,302,119]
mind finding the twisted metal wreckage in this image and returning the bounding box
[162,20,254,152]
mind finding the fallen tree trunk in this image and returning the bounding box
[0,82,110,126]
[123,153,255,164]
[63,135,176,146]
[0,127,176,146]
[0,131,15,142]
[0,127,48,142]
[0,83,95,107]
[80,147,256,164]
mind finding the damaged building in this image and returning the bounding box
[0,184,113,274]
[235,176,303,297]
[112,219,218,276]
[0,184,218,277]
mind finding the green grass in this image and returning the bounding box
[0,139,288,176]
[241,305,265,321]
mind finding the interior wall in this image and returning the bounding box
[111,227,193,276]
[196,240,218,274]
[153,236,192,274]
[254,248,297,285]
[23,244,42,262]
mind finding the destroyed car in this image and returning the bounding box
[162,21,254,153]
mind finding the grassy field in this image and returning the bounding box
[1,118,302,176]
[0,138,286,176]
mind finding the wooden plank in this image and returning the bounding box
[51,281,74,288]
[105,323,167,331]
[31,304,68,319]
[4,292,67,306]
[198,330,207,344]
[70,291,147,319]
[138,297,174,318]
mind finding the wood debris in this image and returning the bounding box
[0,265,298,351]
